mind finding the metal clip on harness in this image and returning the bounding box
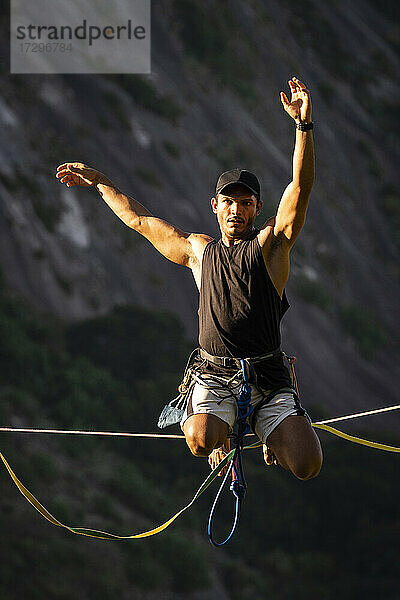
[207,359,253,546]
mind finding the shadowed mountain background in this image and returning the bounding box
[0,1,399,599]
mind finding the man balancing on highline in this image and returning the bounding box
[56,76,323,481]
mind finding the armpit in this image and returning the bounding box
[258,222,288,256]
[269,230,289,254]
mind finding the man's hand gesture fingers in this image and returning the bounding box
[280,76,312,124]
[292,77,308,91]
[56,163,106,188]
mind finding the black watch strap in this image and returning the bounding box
[295,121,314,131]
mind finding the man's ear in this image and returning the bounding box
[256,199,263,216]
[211,196,218,214]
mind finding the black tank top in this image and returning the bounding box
[198,229,292,389]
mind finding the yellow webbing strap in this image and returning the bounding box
[0,445,249,540]
[1,425,399,540]
[312,424,400,452]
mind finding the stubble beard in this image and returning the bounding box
[220,217,255,240]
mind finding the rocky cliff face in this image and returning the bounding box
[0,0,399,425]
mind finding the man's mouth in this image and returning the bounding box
[228,219,244,224]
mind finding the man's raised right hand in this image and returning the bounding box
[56,162,109,188]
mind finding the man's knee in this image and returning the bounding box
[186,433,215,457]
[184,424,220,457]
[267,415,323,480]
[183,414,228,457]
[292,454,323,480]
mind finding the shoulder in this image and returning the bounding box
[257,216,276,244]
[187,233,215,266]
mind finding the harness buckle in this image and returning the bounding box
[221,357,234,368]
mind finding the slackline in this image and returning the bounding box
[0,404,399,540]
[1,403,399,438]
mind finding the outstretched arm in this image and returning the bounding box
[273,77,315,247]
[56,163,210,267]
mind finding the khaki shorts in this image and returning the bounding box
[181,372,309,444]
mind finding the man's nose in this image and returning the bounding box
[230,203,240,215]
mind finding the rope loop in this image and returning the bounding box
[207,359,252,546]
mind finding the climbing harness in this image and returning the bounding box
[157,347,294,429]
[157,347,259,429]
[0,350,399,544]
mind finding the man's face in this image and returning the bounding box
[211,188,262,239]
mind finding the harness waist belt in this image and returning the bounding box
[199,347,282,369]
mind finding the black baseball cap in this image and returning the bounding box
[215,168,260,198]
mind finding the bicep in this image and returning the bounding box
[136,216,193,266]
[274,182,308,246]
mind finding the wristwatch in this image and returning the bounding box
[295,121,314,131]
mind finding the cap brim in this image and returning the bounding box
[217,182,259,197]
